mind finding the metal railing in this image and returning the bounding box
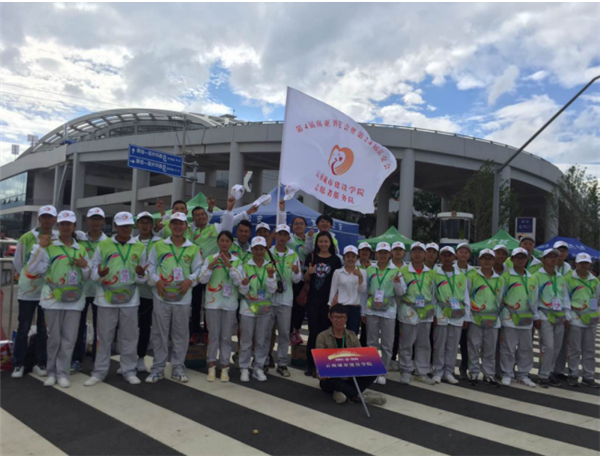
[0,239,18,337]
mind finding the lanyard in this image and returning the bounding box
[336,333,345,349]
[376,267,390,288]
[169,244,186,266]
[576,278,596,295]
[547,272,558,297]
[59,245,77,264]
[115,243,132,266]
[444,271,457,295]
[480,273,497,294]
[252,265,267,288]
[413,269,426,295]
[516,272,529,294]
[273,250,288,279]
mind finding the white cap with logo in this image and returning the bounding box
[511,247,529,257]
[553,241,569,250]
[57,210,76,224]
[426,242,439,252]
[358,242,372,251]
[376,242,391,252]
[576,253,592,263]
[542,248,560,258]
[493,244,509,253]
[411,241,426,251]
[479,248,496,258]
[343,245,358,256]
[456,242,472,252]
[251,236,267,248]
[114,212,135,226]
[136,211,154,221]
[256,222,270,231]
[519,234,535,243]
[276,224,291,234]
[440,246,456,255]
[38,205,57,217]
[169,212,188,223]
[86,207,105,218]
[392,241,406,251]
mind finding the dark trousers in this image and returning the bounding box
[306,300,331,370]
[392,320,400,361]
[73,297,98,363]
[137,297,153,358]
[290,281,306,331]
[320,376,376,398]
[190,284,205,335]
[344,305,361,336]
[360,321,367,347]
[460,327,468,370]
[14,300,47,366]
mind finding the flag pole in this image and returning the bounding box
[276,87,291,226]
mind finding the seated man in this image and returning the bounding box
[316,304,386,406]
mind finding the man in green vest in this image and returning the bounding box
[230,219,253,264]
[565,253,599,388]
[505,235,542,274]
[11,205,57,379]
[533,248,571,388]
[552,240,572,380]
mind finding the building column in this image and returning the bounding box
[251,169,263,197]
[53,164,68,210]
[206,169,217,187]
[131,169,150,216]
[545,192,559,242]
[70,152,86,226]
[499,166,511,231]
[441,196,451,212]
[171,145,186,203]
[398,149,415,238]
[376,179,390,235]
[229,141,245,207]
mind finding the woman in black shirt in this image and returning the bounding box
[303,231,342,376]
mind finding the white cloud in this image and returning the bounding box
[488,65,520,106]
[379,104,460,133]
[403,91,425,106]
[524,70,548,82]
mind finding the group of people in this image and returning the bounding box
[9,199,599,406]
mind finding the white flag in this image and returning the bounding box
[280,88,397,214]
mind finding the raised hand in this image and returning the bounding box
[292,264,300,274]
[98,264,110,277]
[352,267,362,278]
[307,227,315,237]
[135,263,149,277]
[307,263,316,275]
[392,274,402,283]
[246,205,259,215]
[226,196,235,211]
[207,194,217,211]
[279,199,285,212]
[266,264,276,278]
[156,199,165,216]
[241,276,250,286]
[74,255,88,269]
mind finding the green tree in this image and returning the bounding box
[412,189,441,242]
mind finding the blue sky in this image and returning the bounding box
[1,2,599,178]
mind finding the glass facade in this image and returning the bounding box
[0,172,29,209]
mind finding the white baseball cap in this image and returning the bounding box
[456,242,472,252]
[576,253,592,264]
[343,245,358,256]
[519,234,535,243]
[276,224,291,234]
[426,242,439,252]
[376,242,391,252]
[251,236,267,248]
[554,241,569,250]
[86,207,105,218]
[479,248,496,258]
[114,212,134,226]
[542,248,560,258]
[511,247,529,257]
[440,246,456,255]
[38,205,57,217]
[169,212,188,224]
[256,222,270,231]
[493,244,509,253]
[136,211,154,222]
[392,241,406,251]
[358,242,372,251]
[411,242,426,251]
[57,210,76,224]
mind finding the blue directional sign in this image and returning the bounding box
[128,144,183,178]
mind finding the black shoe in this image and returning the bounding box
[468,375,478,386]
[548,374,562,387]
[277,366,291,377]
[537,378,550,389]
[263,365,269,374]
[483,376,500,388]
[553,372,568,380]
[459,367,469,380]
[581,378,600,389]
[568,376,580,387]
[268,354,275,368]
[304,368,315,377]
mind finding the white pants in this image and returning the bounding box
[399,322,432,376]
[568,325,597,380]
[467,323,498,377]
[239,313,272,370]
[366,315,395,370]
[150,299,190,376]
[499,327,533,379]
[271,305,293,367]
[46,309,81,379]
[92,306,138,380]
[206,308,237,366]
[432,324,462,377]
[538,320,565,380]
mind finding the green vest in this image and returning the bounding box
[79,233,105,297]
[566,273,600,326]
[153,240,200,302]
[44,243,88,303]
[366,265,397,312]
[162,224,194,242]
[191,224,219,258]
[242,262,274,315]
[230,241,252,264]
[467,270,502,328]
[17,231,44,299]
[433,269,467,319]
[534,269,567,324]
[400,264,435,320]
[97,239,145,305]
[290,234,309,263]
[270,248,299,304]
[502,271,537,327]
[204,253,242,309]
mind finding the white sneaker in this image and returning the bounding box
[389,360,400,372]
[362,391,387,406]
[57,377,71,388]
[333,390,347,404]
[444,374,459,385]
[240,369,250,382]
[432,375,442,384]
[252,368,267,382]
[84,376,102,387]
[126,376,141,385]
[136,358,148,372]
[376,375,387,385]
[116,368,123,375]
[145,372,164,384]
[400,373,411,384]
[518,377,537,388]
[207,367,217,382]
[171,372,189,383]
[415,375,436,385]
[501,376,512,386]
[44,376,56,387]
[33,365,47,377]
[220,367,230,383]
[11,366,24,378]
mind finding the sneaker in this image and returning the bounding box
[459,366,469,380]
[126,376,141,385]
[263,364,270,374]
[32,364,47,377]
[581,378,600,389]
[376,375,387,385]
[389,360,400,372]
[468,375,479,386]
[304,368,315,377]
[136,358,148,373]
[483,376,500,388]
[253,368,267,382]
[189,332,201,346]
[207,367,217,382]
[44,376,56,387]
[11,366,24,378]
[501,376,512,386]
[240,369,250,382]
[84,376,102,387]
[415,375,435,385]
[568,376,580,387]
[553,372,569,380]
[268,354,275,368]
[117,368,123,375]
[232,352,240,366]
[432,375,442,384]
[70,361,82,374]
[548,374,562,387]
[171,372,189,383]
[518,377,537,388]
[57,377,71,388]
[333,390,347,404]
[400,372,411,384]
[277,366,291,377]
[145,372,164,384]
[362,391,387,406]
[220,367,230,382]
[443,374,459,385]
[537,378,550,389]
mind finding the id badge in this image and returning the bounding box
[119,268,130,283]
[258,289,266,300]
[450,298,460,309]
[416,295,425,308]
[374,289,384,303]
[551,298,562,311]
[68,270,78,286]
[223,283,232,298]
[590,298,598,311]
[173,267,184,282]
